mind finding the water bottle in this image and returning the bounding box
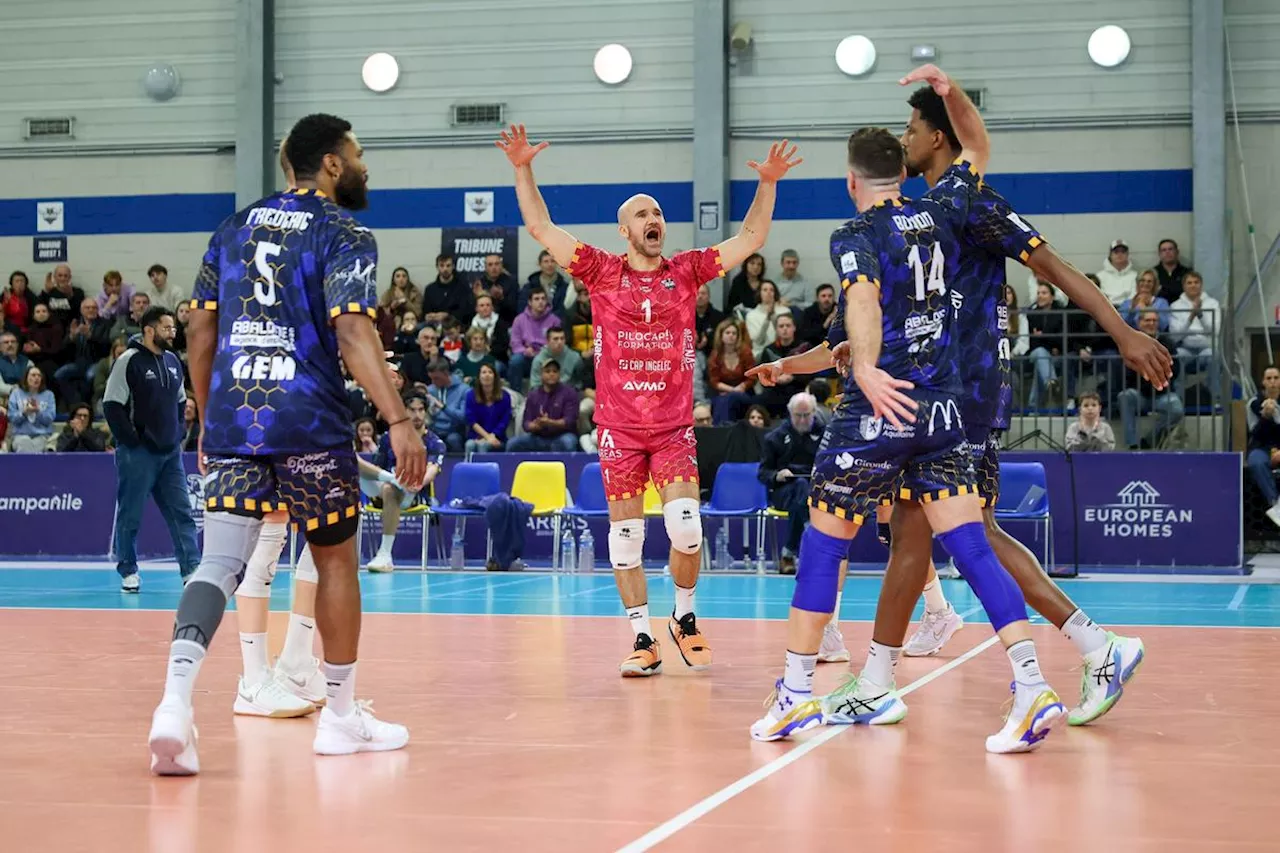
[716,525,731,571]
[449,525,465,571]
[578,527,595,573]
[561,528,577,573]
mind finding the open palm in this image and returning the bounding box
[747,140,803,183]
[496,124,549,167]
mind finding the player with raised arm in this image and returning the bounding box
[498,124,801,676]
[750,127,1070,754]
[147,113,426,775]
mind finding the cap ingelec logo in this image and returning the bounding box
[1083,480,1192,539]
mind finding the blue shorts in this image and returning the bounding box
[809,391,976,523]
[204,448,360,532]
[961,425,1003,508]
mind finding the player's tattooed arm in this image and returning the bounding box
[497,124,579,268]
[900,64,989,175]
[715,141,803,270]
[845,281,917,428]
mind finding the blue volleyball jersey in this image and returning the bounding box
[191,188,378,455]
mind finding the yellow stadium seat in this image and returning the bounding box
[642,480,663,516]
[511,461,569,569]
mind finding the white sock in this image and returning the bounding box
[164,639,207,706]
[280,613,316,669]
[829,591,843,626]
[322,661,357,716]
[239,632,270,684]
[1008,640,1044,687]
[862,640,901,686]
[922,579,949,614]
[626,603,652,639]
[673,585,696,620]
[378,534,395,554]
[783,649,817,695]
[1060,609,1108,657]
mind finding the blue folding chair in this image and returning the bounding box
[700,462,770,571]
[994,461,1053,567]
[431,462,503,567]
[562,462,609,519]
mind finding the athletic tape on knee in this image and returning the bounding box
[877,521,892,548]
[608,518,645,570]
[662,497,702,555]
[792,526,851,614]
[237,521,288,599]
[936,522,1027,631]
[294,544,319,585]
[189,512,263,599]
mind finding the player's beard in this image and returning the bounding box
[904,159,922,179]
[631,225,664,258]
[335,164,369,211]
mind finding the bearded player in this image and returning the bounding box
[499,124,801,675]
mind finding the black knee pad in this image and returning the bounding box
[877,521,892,547]
[304,514,358,547]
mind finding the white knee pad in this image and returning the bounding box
[237,521,288,598]
[294,543,319,585]
[663,497,703,555]
[608,518,645,571]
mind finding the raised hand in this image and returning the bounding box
[899,63,952,96]
[495,124,549,168]
[747,140,803,183]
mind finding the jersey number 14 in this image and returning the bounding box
[907,243,946,301]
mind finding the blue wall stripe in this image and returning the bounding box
[0,169,1190,237]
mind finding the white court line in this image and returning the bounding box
[614,632,1001,853]
[1228,584,1249,611]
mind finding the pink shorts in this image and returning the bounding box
[596,425,699,501]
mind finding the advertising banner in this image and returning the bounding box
[440,226,518,280]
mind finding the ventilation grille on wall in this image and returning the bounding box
[24,117,75,139]
[965,88,987,111]
[451,103,504,127]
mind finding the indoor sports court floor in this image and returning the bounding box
[1,565,1275,852]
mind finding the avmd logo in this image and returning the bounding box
[1083,480,1191,538]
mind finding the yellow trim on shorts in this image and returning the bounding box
[806,498,866,526]
[900,484,976,505]
[653,474,698,491]
[300,504,359,531]
[207,497,285,514]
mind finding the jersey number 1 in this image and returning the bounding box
[907,243,946,301]
[641,298,652,323]
[253,241,282,307]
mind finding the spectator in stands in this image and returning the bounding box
[507,286,559,390]
[56,298,112,408]
[354,417,379,455]
[775,249,811,309]
[708,318,756,424]
[726,252,765,313]
[1168,270,1221,407]
[421,255,471,326]
[1065,392,1115,452]
[1155,239,1190,304]
[1004,284,1029,356]
[758,391,823,572]
[6,364,55,453]
[24,303,65,382]
[695,283,724,356]
[363,395,446,573]
[808,378,833,424]
[95,270,134,321]
[745,280,791,359]
[439,316,465,364]
[56,402,108,452]
[1061,273,1110,405]
[110,292,151,342]
[468,293,511,363]
[143,264,183,312]
[37,264,84,328]
[1096,239,1137,305]
[473,254,518,323]
[92,338,127,416]
[531,326,584,391]
[1247,366,1280,528]
[457,328,499,384]
[520,250,571,317]
[182,398,199,451]
[693,402,713,427]
[465,363,512,453]
[379,266,423,323]
[1120,269,1171,331]
[1025,281,1065,408]
[2,271,33,334]
[172,302,189,358]
[422,358,467,453]
[745,404,770,429]
[400,325,440,392]
[1118,310,1183,449]
[391,309,419,355]
[508,359,579,452]
[0,330,31,400]
[759,314,807,416]
[798,283,837,349]
[563,280,593,355]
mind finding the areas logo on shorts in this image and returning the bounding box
[598,428,616,449]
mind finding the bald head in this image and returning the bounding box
[617,193,659,226]
[616,193,666,259]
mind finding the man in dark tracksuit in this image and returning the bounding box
[103,307,198,591]
[757,391,824,573]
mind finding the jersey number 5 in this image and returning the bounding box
[253,241,282,307]
[907,243,946,301]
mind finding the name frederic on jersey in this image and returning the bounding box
[247,207,314,231]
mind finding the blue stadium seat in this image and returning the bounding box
[995,461,1053,567]
[701,462,769,571]
[432,462,503,566]
[562,462,609,519]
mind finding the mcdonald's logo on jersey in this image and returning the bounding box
[926,398,962,436]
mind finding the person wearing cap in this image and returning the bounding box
[1095,238,1137,306]
[774,249,812,309]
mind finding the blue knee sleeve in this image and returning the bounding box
[792,526,851,614]
[936,522,1027,631]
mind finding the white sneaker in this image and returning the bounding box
[819,674,908,726]
[749,679,824,742]
[313,703,410,755]
[233,674,316,718]
[817,622,850,663]
[1069,634,1145,726]
[275,656,327,706]
[1266,504,1280,529]
[904,604,964,657]
[121,574,140,593]
[367,551,394,573]
[149,698,199,776]
[986,683,1066,754]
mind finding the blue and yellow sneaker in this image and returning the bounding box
[819,673,908,726]
[986,683,1066,754]
[749,679,824,742]
[1069,633,1145,726]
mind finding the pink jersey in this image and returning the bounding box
[566,242,724,430]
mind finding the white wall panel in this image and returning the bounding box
[0,0,235,150]
[1226,0,1280,115]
